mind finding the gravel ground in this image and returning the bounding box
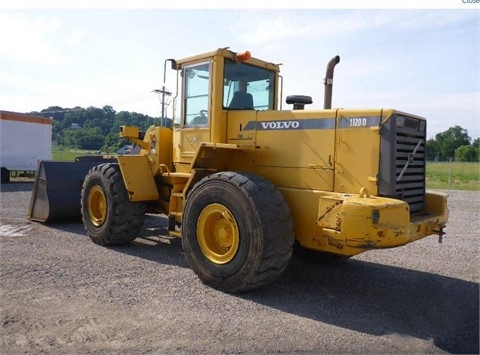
[0,182,478,354]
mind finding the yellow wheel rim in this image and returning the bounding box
[197,203,239,265]
[87,185,107,226]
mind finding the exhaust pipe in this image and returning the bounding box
[323,55,340,109]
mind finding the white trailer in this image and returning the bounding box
[0,111,52,183]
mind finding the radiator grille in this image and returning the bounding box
[379,114,426,212]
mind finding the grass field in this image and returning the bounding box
[52,148,103,161]
[29,148,480,192]
[426,161,479,191]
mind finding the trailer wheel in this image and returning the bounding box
[81,163,145,245]
[182,172,294,292]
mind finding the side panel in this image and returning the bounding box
[117,155,159,201]
[334,109,382,195]
[279,187,324,250]
[179,128,211,158]
[227,110,257,147]
[191,143,255,172]
[243,110,337,191]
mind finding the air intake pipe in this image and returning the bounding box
[323,55,340,109]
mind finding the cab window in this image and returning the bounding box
[223,60,276,111]
[183,61,211,126]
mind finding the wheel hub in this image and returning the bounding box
[197,203,239,264]
[87,185,107,226]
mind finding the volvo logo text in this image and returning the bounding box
[260,121,300,130]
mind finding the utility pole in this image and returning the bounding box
[153,58,176,127]
[152,87,171,127]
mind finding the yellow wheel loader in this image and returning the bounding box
[29,48,449,292]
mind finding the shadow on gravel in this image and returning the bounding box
[94,218,479,354]
[39,220,87,236]
[29,213,190,267]
[240,257,479,354]
[25,210,478,354]
[111,237,190,268]
[106,214,190,268]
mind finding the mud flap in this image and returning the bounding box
[28,159,110,222]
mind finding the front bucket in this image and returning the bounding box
[28,160,106,222]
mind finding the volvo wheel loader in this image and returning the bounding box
[29,48,449,292]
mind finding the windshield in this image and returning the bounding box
[223,60,276,111]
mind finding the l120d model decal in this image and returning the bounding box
[338,116,381,128]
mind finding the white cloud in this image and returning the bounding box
[68,28,87,46]
[232,10,478,49]
[390,10,478,30]
[0,13,63,64]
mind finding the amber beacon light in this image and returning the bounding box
[235,51,251,62]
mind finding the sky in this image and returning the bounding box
[1,1,479,140]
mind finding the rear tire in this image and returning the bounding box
[81,163,145,245]
[182,172,294,292]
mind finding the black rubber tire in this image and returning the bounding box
[81,163,145,246]
[182,171,295,293]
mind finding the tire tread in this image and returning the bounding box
[184,171,294,292]
[81,163,145,246]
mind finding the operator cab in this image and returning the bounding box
[178,50,278,128]
[172,48,280,161]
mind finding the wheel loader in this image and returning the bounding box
[29,48,449,292]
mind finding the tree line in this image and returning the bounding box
[31,105,171,153]
[426,125,479,162]
[31,106,478,162]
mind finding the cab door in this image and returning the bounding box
[179,61,211,158]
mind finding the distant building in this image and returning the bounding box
[0,110,52,183]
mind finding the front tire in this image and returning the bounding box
[182,172,294,292]
[81,163,145,245]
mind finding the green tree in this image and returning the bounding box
[61,127,81,149]
[435,125,471,161]
[77,127,105,150]
[35,106,66,122]
[84,117,111,136]
[37,104,159,151]
[455,144,479,162]
[426,138,439,161]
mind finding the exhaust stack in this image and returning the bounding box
[323,55,340,109]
